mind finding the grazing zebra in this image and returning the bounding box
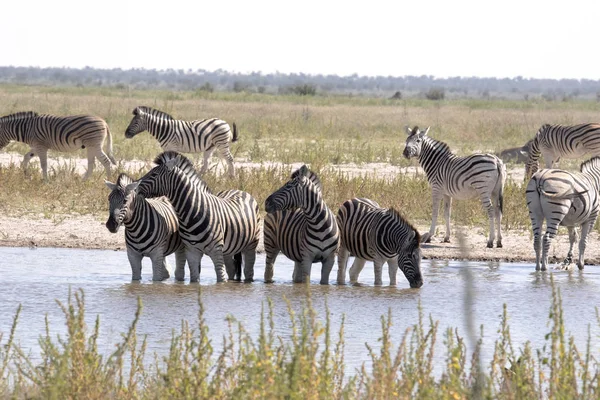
[336,198,423,288]
[105,173,186,281]
[125,106,238,177]
[0,111,116,180]
[525,157,600,271]
[134,151,260,283]
[403,126,506,248]
[525,123,600,180]
[496,141,531,164]
[264,165,339,284]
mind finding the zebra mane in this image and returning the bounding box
[291,165,322,191]
[135,106,174,120]
[153,151,211,193]
[388,208,421,243]
[116,173,134,189]
[0,111,38,122]
[580,157,600,174]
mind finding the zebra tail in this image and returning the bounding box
[496,160,506,214]
[231,122,239,143]
[105,124,117,165]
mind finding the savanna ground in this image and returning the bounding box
[1,84,600,265]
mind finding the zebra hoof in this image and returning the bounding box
[486,241,493,248]
[496,241,503,248]
[577,262,584,270]
[443,237,450,243]
[244,278,254,283]
[420,233,432,243]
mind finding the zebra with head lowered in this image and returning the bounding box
[526,157,600,271]
[264,165,339,284]
[525,123,600,181]
[105,173,186,281]
[336,198,423,288]
[0,111,116,180]
[403,126,506,248]
[133,151,260,283]
[125,106,238,177]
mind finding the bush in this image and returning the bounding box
[425,87,445,100]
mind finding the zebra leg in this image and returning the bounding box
[541,221,561,272]
[218,146,236,178]
[336,246,350,284]
[150,255,170,281]
[348,258,367,284]
[292,261,303,283]
[174,247,187,281]
[127,248,143,280]
[264,246,280,283]
[563,227,577,266]
[185,247,204,283]
[495,194,503,248]
[443,195,452,243]
[207,246,228,283]
[38,149,49,180]
[372,258,385,286]
[199,148,215,175]
[387,257,399,286]
[480,194,495,248]
[424,191,442,243]
[21,148,35,179]
[577,220,595,270]
[319,252,335,285]
[224,255,236,280]
[242,250,256,283]
[93,147,114,179]
[528,200,544,271]
[83,150,96,180]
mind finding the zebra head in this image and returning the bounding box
[0,111,38,148]
[389,208,423,288]
[125,107,149,138]
[403,126,430,159]
[105,173,139,233]
[265,165,319,213]
[524,126,546,181]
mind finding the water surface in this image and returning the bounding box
[0,247,598,372]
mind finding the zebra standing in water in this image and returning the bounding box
[0,111,116,180]
[134,151,260,282]
[525,157,600,271]
[403,126,506,248]
[105,173,187,281]
[125,106,238,177]
[264,165,339,284]
[524,123,600,180]
[336,198,423,288]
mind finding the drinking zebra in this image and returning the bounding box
[0,111,116,180]
[125,106,238,177]
[336,198,423,288]
[525,157,600,271]
[403,126,506,248]
[133,151,260,282]
[264,165,339,284]
[525,123,600,180]
[105,173,186,281]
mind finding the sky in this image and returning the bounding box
[2,0,600,80]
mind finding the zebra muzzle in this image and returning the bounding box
[105,218,120,233]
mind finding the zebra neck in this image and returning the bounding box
[146,117,177,144]
[301,195,329,223]
[418,138,454,177]
[122,195,145,226]
[163,174,208,223]
[3,120,31,143]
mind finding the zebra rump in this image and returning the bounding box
[525,157,600,271]
[0,111,116,180]
[124,106,238,177]
[105,173,186,281]
[336,198,423,288]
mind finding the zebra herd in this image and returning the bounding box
[2,107,600,284]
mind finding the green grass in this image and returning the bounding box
[0,279,597,399]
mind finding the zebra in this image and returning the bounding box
[133,151,260,283]
[336,198,423,288]
[105,173,186,281]
[264,165,339,284]
[525,123,600,181]
[403,126,506,248]
[0,111,116,180]
[124,106,239,177]
[496,141,531,164]
[525,157,600,271]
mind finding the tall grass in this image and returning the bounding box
[0,280,597,399]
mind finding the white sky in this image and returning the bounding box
[2,0,599,80]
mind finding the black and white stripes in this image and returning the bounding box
[264,165,339,284]
[125,106,238,177]
[403,126,506,248]
[135,151,260,282]
[525,123,600,180]
[525,157,600,271]
[105,173,186,281]
[336,198,423,288]
[0,111,116,179]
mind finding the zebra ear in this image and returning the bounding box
[105,180,117,191]
[405,125,413,135]
[124,181,140,193]
[422,126,430,136]
[164,155,179,171]
[133,107,139,116]
[297,165,310,178]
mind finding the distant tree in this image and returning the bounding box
[291,84,316,96]
[390,91,402,100]
[425,87,445,100]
